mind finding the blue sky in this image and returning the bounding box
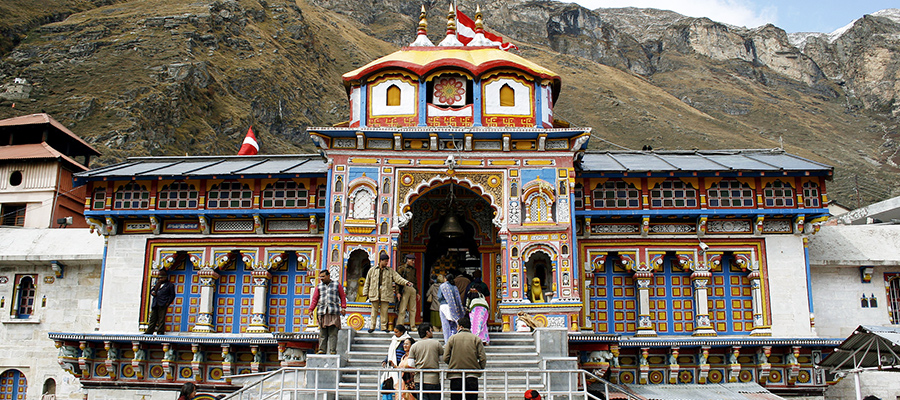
[572,0,897,33]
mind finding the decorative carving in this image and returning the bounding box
[762,219,792,233]
[649,224,695,234]
[509,200,520,225]
[591,224,639,234]
[557,199,570,223]
[707,220,751,233]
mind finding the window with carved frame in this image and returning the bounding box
[763,180,794,207]
[157,181,199,209]
[348,186,375,219]
[707,180,754,208]
[113,182,150,210]
[650,179,697,208]
[887,273,900,324]
[207,181,252,209]
[317,185,327,208]
[13,274,37,318]
[802,181,821,207]
[573,183,583,209]
[592,180,640,208]
[91,188,107,210]
[262,180,308,208]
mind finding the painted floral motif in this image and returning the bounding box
[434,78,465,105]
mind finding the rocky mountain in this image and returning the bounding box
[0,0,898,207]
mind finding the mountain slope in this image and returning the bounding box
[0,0,898,206]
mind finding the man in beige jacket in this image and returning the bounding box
[363,253,412,333]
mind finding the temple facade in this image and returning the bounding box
[47,7,848,399]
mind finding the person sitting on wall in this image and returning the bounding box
[144,268,176,335]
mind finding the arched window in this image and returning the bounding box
[42,377,56,395]
[763,180,794,207]
[500,84,515,107]
[331,248,340,262]
[803,182,821,207]
[113,182,149,210]
[381,200,390,215]
[333,219,341,233]
[383,178,391,194]
[380,221,388,234]
[510,182,518,198]
[207,181,252,209]
[573,183,584,208]
[0,369,26,399]
[348,187,375,219]
[888,274,900,324]
[386,85,401,106]
[527,193,553,222]
[14,275,36,318]
[592,180,640,208]
[650,179,697,208]
[157,181,199,209]
[262,180,308,208]
[333,198,342,213]
[558,181,567,196]
[334,176,343,192]
[92,188,107,210]
[707,180,754,208]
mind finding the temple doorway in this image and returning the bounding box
[525,252,552,303]
[346,249,371,303]
[398,182,500,326]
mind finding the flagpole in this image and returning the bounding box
[454,0,459,40]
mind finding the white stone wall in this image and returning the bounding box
[97,234,150,333]
[0,229,103,400]
[811,265,895,338]
[86,387,174,399]
[764,235,815,337]
[825,371,900,400]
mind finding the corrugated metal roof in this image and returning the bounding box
[75,154,328,180]
[622,383,784,400]
[818,325,900,371]
[579,150,832,173]
[0,142,89,170]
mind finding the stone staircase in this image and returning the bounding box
[338,329,546,394]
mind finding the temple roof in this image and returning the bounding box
[342,47,561,101]
[579,150,833,174]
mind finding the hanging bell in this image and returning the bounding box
[440,214,465,239]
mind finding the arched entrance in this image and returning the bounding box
[398,182,500,326]
[524,251,552,302]
[0,369,26,399]
[346,249,372,303]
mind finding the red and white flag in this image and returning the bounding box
[238,126,259,155]
[456,9,518,51]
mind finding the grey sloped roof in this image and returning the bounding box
[818,325,900,372]
[75,154,328,181]
[621,383,785,400]
[579,150,832,173]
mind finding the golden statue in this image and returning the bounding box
[355,277,367,302]
[529,277,544,303]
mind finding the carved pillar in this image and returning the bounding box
[78,341,91,379]
[131,341,145,379]
[691,269,715,336]
[247,268,272,333]
[104,341,118,380]
[162,343,175,381]
[221,344,233,383]
[787,346,801,384]
[735,251,771,336]
[251,345,262,373]
[698,346,710,383]
[191,343,203,382]
[634,269,656,337]
[728,346,741,382]
[757,346,772,384]
[638,347,650,384]
[667,347,680,384]
[193,267,220,333]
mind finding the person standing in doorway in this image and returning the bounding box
[443,315,486,400]
[364,253,413,333]
[438,273,465,337]
[425,274,442,330]
[308,268,347,354]
[144,269,176,335]
[396,253,418,327]
[407,323,444,400]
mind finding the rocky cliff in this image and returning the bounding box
[0,0,898,206]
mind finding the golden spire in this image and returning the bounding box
[446,2,457,34]
[418,5,428,34]
[475,5,484,31]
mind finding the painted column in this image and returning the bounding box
[473,79,483,126]
[631,250,656,336]
[690,250,716,336]
[246,268,271,333]
[192,267,220,333]
[736,251,771,336]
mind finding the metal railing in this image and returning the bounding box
[224,367,641,400]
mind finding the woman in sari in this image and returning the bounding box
[437,273,465,337]
[397,337,417,400]
[466,289,490,345]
